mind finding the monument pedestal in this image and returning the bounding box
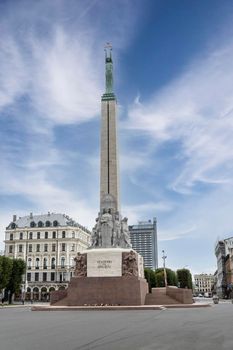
[51,248,148,306]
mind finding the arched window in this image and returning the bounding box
[45,221,51,227]
[38,221,43,227]
[36,258,40,269]
[53,220,58,227]
[61,257,65,268]
[28,258,32,269]
[30,221,36,228]
[43,258,47,269]
[51,257,56,269]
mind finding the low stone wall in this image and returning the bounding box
[166,286,193,304]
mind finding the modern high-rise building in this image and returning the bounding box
[129,218,158,270]
[4,212,91,301]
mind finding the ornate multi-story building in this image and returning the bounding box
[215,237,233,298]
[194,274,215,296]
[4,213,91,301]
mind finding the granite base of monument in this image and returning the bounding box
[51,248,148,306]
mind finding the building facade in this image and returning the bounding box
[129,218,158,270]
[4,213,91,301]
[215,237,233,298]
[194,274,215,296]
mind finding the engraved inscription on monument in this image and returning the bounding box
[87,250,122,277]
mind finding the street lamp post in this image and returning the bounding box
[162,250,168,287]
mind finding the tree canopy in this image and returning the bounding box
[177,268,193,289]
[0,256,13,291]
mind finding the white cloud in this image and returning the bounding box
[125,41,233,193]
[0,0,140,246]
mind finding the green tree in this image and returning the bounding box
[154,268,178,287]
[154,271,165,287]
[177,268,192,289]
[0,256,13,292]
[144,268,156,292]
[6,259,26,303]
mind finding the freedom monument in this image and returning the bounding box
[51,45,148,306]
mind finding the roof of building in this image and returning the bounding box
[6,213,91,233]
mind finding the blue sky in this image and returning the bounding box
[1,0,233,274]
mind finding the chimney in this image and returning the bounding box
[30,212,33,219]
[13,214,17,222]
[48,211,50,216]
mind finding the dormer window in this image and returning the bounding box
[30,221,36,228]
[45,221,51,227]
[11,223,16,229]
[38,221,43,227]
[53,220,58,227]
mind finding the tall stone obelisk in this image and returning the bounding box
[100,46,119,211]
[50,46,148,307]
[90,45,131,249]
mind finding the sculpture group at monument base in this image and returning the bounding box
[51,275,148,306]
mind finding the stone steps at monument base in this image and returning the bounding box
[145,294,181,305]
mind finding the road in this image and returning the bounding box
[0,304,232,350]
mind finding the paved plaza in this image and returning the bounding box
[0,303,233,350]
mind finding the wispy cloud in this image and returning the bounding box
[125,41,233,194]
[0,0,141,245]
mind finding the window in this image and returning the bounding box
[27,273,31,282]
[53,220,58,227]
[45,231,48,239]
[37,232,40,239]
[30,221,36,228]
[36,258,40,269]
[10,233,13,241]
[51,257,56,269]
[61,257,65,268]
[62,231,66,238]
[36,244,40,252]
[28,258,32,269]
[45,221,51,227]
[44,244,48,252]
[19,245,23,253]
[29,232,33,239]
[9,245,13,254]
[61,243,66,252]
[72,231,75,238]
[38,221,43,227]
[20,232,23,240]
[51,272,55,281]
[52,243,56,252]
[11,223,16,229]
[52,231,56,239]
[28,244,32,253]
[35,272,39,281]
[43,258,47,269]
[43,272,47,282]
[71,244,75,251]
